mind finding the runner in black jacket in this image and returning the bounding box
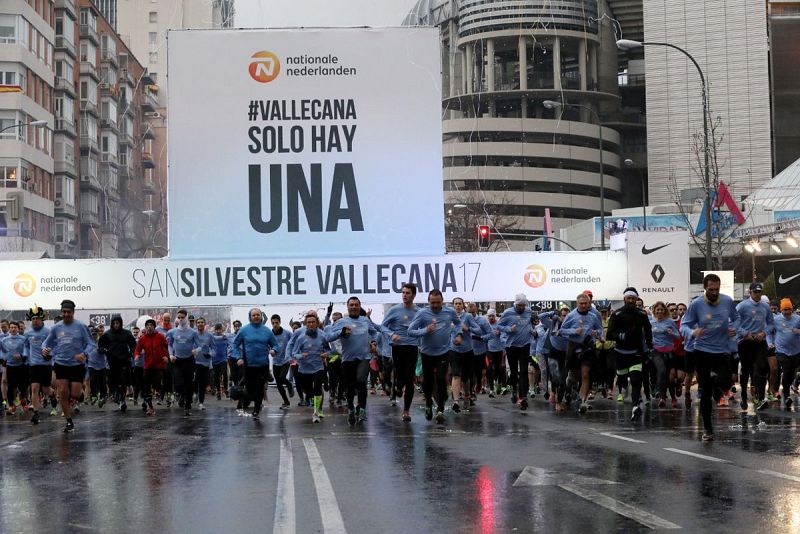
[98,315,136,412]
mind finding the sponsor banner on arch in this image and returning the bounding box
[626,231,689,305]
[1,252,627,309]
[167,27,444,259]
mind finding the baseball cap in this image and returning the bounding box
[749,282,764,292]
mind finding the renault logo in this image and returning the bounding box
[651,264,665,284]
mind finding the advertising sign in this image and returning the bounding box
[626,231,690,304]
[1,252,627,309]
[167,28,444,259]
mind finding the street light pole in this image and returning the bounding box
[543,100,605,249]
[624,158,646,230]
[617,39,713,270]
[0,119,48,136]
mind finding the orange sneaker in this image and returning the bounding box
[718,397,728,407]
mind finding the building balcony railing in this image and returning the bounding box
[55,118,77,138]
[79,61,99,81]
[561,72,581,90]
[80,99,99,117]
[143,180,155,195]
[101,46,118,67]
[80,172,101,191]
[100,117,119,133]
[54,75,76,97]
[118,163,132,180]
[54,199,78,218]
[80,24,98,45]
[55,157,77,177]
[79,133,99,152]
[618,73,646,87]
[55,35,76,58]
[101,152,118,165]
[141,91,158,112]
[80,208,100,226]
[118,131,133,146]
[141,151,155,169]
[141,123,155,139]
[119,68,135,87]
[55,0,78,20]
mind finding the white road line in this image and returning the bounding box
[599,432,647,444]
[273,439,295,534]
[757,469,800,483]
[663,448,730,463]
[302,438,347,534]
[559,484,681,530]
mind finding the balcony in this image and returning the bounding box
[54,76,76,97]
[79,249,100,259]
[561,72,582,90]
[143,181,155,195]
[101,45,118,67]
[100,117,119,133]
[118,130,133,146]
[79,133,99,152]
[55,35,76,58]
[80,23,98,45]
[80,61,99,81]
[54,199,78,218]
[55,157,77,177]
[80,99,99,117]
[101,152,118,165]
[55,118,77,138]
[118,98,135,117]
[55,242,78,259]
[618,73,646,88]
[119,68,135,87]
[141,91,158,112]
[80,207,100,226]
[141,151,155,169]
[80,171,101,191]
[141,123,155,139]
[55,0,77,20]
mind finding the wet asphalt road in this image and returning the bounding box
[1,390,800,534]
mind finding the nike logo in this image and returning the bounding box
[641,243,670,255]
[778,273,800,284]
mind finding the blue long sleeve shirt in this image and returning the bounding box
[326,316,379,362]
[736,298,775,340]
[194,330,215,368]
[497,307,533,348]
[293,329,328,374]
[226,331,240,359]
[559,309,603,349]
[450,311,483,354]
[471,315,491,355]
[233,322,280,368]
[24,325,50,366]
[167,326,201,359]
[650,317,680,352]
[87,339,107,370]
[212,334,230,365]
[484,320,506,353]
[407,306,462,357]
[1,334,27,366]
[768,314,800,356]
[43,320,93,366]
[271,328,293,366]
[682,295,739,354]
[535,324,549,356]
[539,311,568,352]
[380,304,422,346]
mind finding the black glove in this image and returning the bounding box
[327,302,334,316]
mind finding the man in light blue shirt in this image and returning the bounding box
[736,282,776,411]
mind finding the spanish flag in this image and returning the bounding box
[0,85,23,93]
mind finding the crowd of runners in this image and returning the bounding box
[2,274,799,441]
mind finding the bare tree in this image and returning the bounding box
[445,189,523,252]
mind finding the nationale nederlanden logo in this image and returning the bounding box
[13,273,36,297]
[523,265,547,288]
[249,51,281,83]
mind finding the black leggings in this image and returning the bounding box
[88,368,107,400]
[392,345,418,411]
[212,362,228,393]
[132,366,144,402]
[777,353,799,399]
[487,350,505,391]
[649,351,668,399]
[143,368,163,409]
[195,365,210,404]
[421,353,449,411]
[298,370,326,398]
[327,359,344,401]
[548,349,568,402]
[380,356,394,395]
[274,362,293,404]
[244,365,270,413]
[739,339,767,403]
[108,361,131,404]
[342,360,370,411]
[228,358,240,387]
[695,351,733,434]
[616,351,644,406]
[6,365,29,402]
[506,344,530,396]
[174,358,195,410]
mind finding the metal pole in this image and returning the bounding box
[599,121,605,249]
[641,171,647,231]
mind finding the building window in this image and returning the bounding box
[149,11,157,23]
[149,51,158,64]
[148,31,157,44]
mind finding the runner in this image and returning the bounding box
[270,314,295,409]
[682,274,739,441]
[1,321,28,415]
[559,294,603,413]
[484,309,506,398]
[539,305,571,411]
[380,283,421,421]
[98,315,136,413]
[226,319,242,392]
[42,299,93,432]
[407,289,462,423]
[234,308,280,420]
[211,323,229,399]
[496,294,533,410]
[86,327,108,408]
[292,313,330,422]
[156,312,174,406]
[769,299,800,410]
[469,302,491,399]
[166,309,201,416]
[131,326,144,408]
[448,297,482,413]
[326,297,380,425]
[606,287,653,421]
[24,306,55,424]
[193,318,215,411]
[650,301,681,408]
[323,312,344,408]
[736,282,775,411]
[134,318,169,416]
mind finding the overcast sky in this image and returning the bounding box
[234,0,421,28]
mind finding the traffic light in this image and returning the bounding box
[478,225,490,247]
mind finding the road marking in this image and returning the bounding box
[513,466,617,487]
[599,432,647,444]
[663,448,730,463]
[757,469,800,483]
[559,484,681,530]
[303,438,347,534]
[273,440,295,534]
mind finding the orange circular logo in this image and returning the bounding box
[13,273,36,297]
[249,51,281,83]
[523,265,547,288]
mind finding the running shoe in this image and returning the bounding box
[756,398,770,411]
[198,403,206,411]
[280,403,290,410]
[184,409,191,417]
[520,398,528,411]
[587,392,595,401]
[146,408,156,416]
[402,412,411,422]
[424,406,433,421]
[579,402,589,414]
[435,410,445,424]
[671,398,678,409]
[767,392,778,402]
[555,402,566,413]
[120,403,127,413]
[50,407,57,416]
[64,420,74,433]
[658,398,666,408]
[616,393,624,403]
[740,399,748,411]
[631,405,642,421]
[500,386,509,396]
[357,407,367,422]
[702,433,714,442]
[252,411,260,420]
[312,413,320,423]
[488,391,496,399]
[452,402,461,413]
[718,397,728,407]
[287,383,295,398]
[348,409,356,426]
[785,398,793,410]
[30,412,40,425]
[390,398,397,407]
[510,393,518,405]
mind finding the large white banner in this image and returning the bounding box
[167,28,444,259]
[626,231,689,304]
[2,252,627,309]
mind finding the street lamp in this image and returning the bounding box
[543,99,606,249]
[786,236,798,248]
[617,38,713,270]
[0,119,48,136]
[624,158,646,230]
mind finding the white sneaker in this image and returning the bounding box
[198,403,205,411]
[312,413,320,423]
